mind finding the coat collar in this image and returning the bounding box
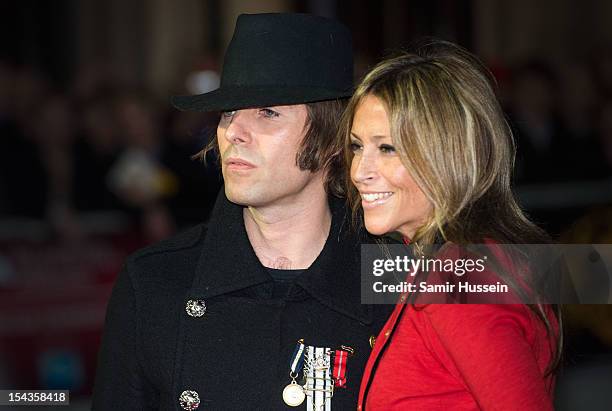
[189,189,372,324]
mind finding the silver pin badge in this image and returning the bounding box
[179,390,200,410]
[185,300,206,318]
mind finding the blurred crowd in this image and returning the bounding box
[0,51,612,243]
[0,62,223,243]
[0,62,228,394]
[493,54,612,184]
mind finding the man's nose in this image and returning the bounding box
[224,111,252,145]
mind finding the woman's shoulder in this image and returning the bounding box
[418,303,556,352]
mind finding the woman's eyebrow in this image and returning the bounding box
[350,132,388,141]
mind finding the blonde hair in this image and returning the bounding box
[341,39,561,374]
[342,39,548,246]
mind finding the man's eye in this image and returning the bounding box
[221,110,236,118]
[259,108,280,118]
[349,142,362,152]
[379,144,396,154]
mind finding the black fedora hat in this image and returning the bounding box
[171,13,353,112]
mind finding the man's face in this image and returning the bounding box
[217,104,316,207]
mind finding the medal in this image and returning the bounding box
[283,339,306,407]
[313,353,330,370]
[283,380,306,407]
[304,346,333,411]
[283,340,354,410]
[332,348,351,388]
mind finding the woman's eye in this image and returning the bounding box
[349,141,362,152]
[379,144,396,154]
[221,110,236,119]
[259,108,280,118]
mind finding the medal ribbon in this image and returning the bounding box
[289,340,305,375]
[333,349,348,388]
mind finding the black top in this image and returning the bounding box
[267,268,306,282]
[92,189,392,410]
[267,268,306,299]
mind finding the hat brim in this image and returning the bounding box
[171,86,353,112]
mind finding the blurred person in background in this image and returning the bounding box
[0,66,50,219]
[509,61,569,183]
[161,109,221,228]
[108,92,177,242]
[557,61,608,180]
[33,94,80,239]
[71,62,122,104]
[72,91,123,214]
[1,87,81,240]
[558,62,598,142]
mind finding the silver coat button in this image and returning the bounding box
[186,300,206,317]
[179,390,200,410]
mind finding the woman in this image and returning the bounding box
[341,40,561,410]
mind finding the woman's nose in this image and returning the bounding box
[351,153,377,184]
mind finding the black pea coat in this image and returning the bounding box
[92,191,392,410]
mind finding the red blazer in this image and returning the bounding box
[358,242,558,410]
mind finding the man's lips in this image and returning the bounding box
[225,157,256,170]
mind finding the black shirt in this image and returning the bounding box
[267,268,305,299]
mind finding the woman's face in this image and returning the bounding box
[350,94,432,239]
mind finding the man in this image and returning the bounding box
[93,13,391,410]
